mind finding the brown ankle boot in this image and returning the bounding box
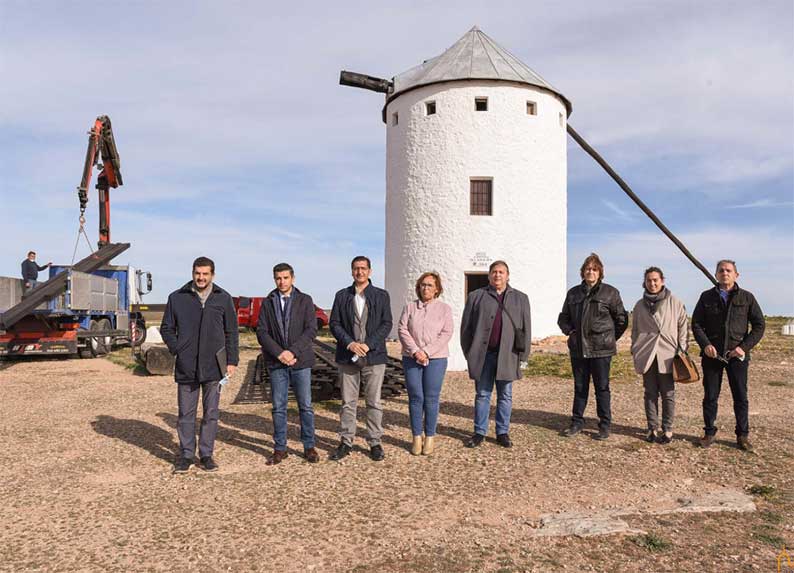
[699,434,716,448]
[737,435,753,452]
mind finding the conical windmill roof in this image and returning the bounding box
[388,26,571,115]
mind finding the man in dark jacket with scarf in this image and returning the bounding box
[256,263,319,465]
[692,259,764,451]
[161,256,239,473]
[460,260,532,449]
[558,253,628,440]
[328,256,392,462]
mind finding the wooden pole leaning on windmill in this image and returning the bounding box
[566,124,719,287]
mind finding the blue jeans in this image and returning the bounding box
[403,356,447,436]
[474,350,513,436]
[269,366,315,451]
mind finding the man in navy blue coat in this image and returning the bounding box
[161,256,239,473]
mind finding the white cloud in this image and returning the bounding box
[1,1,792,314]
[725,198,794,209]
[601,199,634,221]
[569,226,794,315]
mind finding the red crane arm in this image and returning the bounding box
[76,116,123,248]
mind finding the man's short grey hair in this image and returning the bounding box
[715,259,738,273]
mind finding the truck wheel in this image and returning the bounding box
[131,317,147,347]
[78,325,96,359]
[89,319,109,356]
[98,318,113,354]
[78,345,95,359]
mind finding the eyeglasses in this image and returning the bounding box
[419,283,436,288]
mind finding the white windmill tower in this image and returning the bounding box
[342,27,572,370]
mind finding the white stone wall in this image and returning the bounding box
[385,81,568,371]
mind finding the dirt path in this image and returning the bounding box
[1,334,792,572]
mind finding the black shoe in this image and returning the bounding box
[173,457,193,474]
[465,434,485,448]
[656,434,672,445]
[645,430,657,443]
[562,424,583,437]
[329,443,352,461]
[496,433,513,448]
[369,444,385,461]
[594,428,610,441]
[200,456,218,472]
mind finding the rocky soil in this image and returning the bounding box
[1,319,792,572]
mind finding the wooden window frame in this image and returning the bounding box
[526,100,537,116]
[470,178,493,216]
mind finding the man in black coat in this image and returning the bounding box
[161,256,239,473]
[256,263,319,465]
[328,256,392,462]
[558,253,628,440]
[692,259,765,451]
[20,250,51,293]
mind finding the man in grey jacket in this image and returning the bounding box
[460,260,531,448]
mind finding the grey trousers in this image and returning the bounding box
[338,363,385,447]
[643,359,675,432]
[177,380,221,459]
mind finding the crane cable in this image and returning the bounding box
[71,212,94,265]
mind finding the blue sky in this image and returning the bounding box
[1,1,792,315]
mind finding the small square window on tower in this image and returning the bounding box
[425,101,436,116]
[475,97,488,111]
[392,112,399,126]
[470,179,493,216]
[526,101,537,115]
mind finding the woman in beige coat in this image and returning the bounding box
[631,267,688,444]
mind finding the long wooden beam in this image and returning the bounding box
[567,124,718,287]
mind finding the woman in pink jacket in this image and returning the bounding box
[398,272,454,456]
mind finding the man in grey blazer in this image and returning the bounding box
[460,260,531,448]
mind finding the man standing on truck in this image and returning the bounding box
[20,251,51,293]
[256,263,319,465]
[161,256,239,473]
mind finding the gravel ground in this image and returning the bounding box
[1,321,792,572]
